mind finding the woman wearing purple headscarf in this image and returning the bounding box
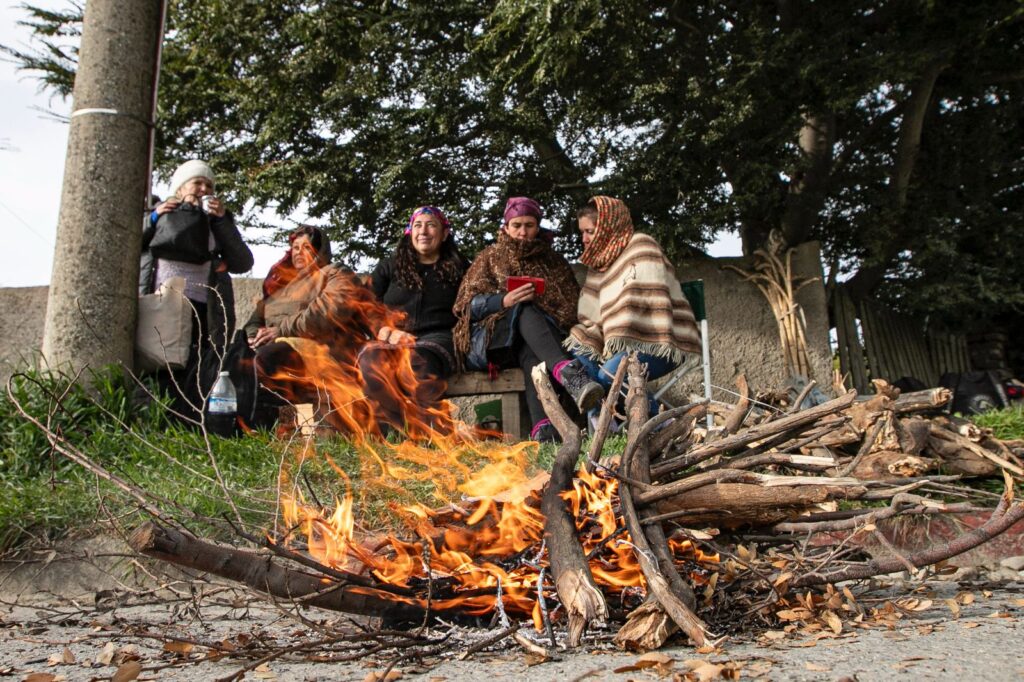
[453,197,604,443]
[359,206,469,435]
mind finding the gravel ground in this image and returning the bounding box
[2,569,1023,681]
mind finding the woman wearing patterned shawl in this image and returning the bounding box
[359,205,468,436]
[566,196,701,415]
[453,197,604,442]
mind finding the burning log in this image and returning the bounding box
[530,365,608,647]
[20,333,1024,657]
[129,522,427,622]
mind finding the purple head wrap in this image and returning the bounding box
[405,205,451,235]
[503,196,543,224]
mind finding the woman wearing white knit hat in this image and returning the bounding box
[139,159,253,417]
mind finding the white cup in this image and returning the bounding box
[201,195,215,214]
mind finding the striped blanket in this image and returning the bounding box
[565,233,700,363]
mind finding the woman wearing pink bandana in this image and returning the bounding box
[359,206,469,436]
[453,197,604,443]
[566,196,702,417]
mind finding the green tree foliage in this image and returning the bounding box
[4,0,1023,329]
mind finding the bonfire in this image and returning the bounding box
[11,292,1024,674]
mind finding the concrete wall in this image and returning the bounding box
[0,286,49,381]
[657,240,833,404]
[0,243,834,400]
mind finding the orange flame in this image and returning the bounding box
[260,270,718,622]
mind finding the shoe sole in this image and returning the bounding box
[576,383,605,413]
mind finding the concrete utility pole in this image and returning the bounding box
[41,0,163,374]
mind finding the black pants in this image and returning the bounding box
[358,341,450,436]
[252,340,356,409]
[511,304,572,427]
[253,340,374,433]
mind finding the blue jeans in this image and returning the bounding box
[572,351,679,416]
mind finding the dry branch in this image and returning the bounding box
[531,365,608,647]
[789,477,1024,588]
[892,387,953,413]
[129,522,426,621]
[617,356,709,647]
[653,483,868,528]
[585,360,629,472]
[721,374,751,436]
[651,390,857,478]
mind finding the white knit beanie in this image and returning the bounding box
[169,159,215,197]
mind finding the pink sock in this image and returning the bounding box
[530,418,552,439]
[552,359,572,385]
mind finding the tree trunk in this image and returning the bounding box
[780,111,835,247]
[42,0,162,373]
[844,58,947,300]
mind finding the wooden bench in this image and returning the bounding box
[287,369,531,441]
[444,369,529,440]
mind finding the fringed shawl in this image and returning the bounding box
[565,233,700,364]
[453,230,580,359]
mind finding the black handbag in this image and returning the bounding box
[149,203,212,264]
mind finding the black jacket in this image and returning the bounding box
[139,209,253,349]
[370,256,464,341]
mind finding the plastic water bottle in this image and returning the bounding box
[207,371,238,437]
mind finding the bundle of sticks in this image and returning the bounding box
[550,362,1024,649]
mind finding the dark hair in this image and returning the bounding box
[395,233,467,289]
[289,225,331,264]
[577,203,599,221]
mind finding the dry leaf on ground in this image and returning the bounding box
[111,660,142,682]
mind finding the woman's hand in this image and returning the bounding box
[155,198,181,215]
[250,326,279,349]
[377,326,416,345]
[502,282,535,308]
[204,196,226,218]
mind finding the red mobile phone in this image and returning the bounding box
[506,276,546,295]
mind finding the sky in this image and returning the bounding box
[0,1,742,289]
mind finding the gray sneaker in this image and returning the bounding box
[557,360,606,413]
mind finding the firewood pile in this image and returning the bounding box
[120,357,1024,658]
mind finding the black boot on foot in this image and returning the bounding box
[556,359,606,413]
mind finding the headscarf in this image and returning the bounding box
[405,205,451,235]
[503,196,543,223]
[579,196,636,271]
[262,225,332,297]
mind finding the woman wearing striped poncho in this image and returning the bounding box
[564,196,701,416]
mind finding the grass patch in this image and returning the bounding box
[972,405,1024,441]
[1,366,591,551]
